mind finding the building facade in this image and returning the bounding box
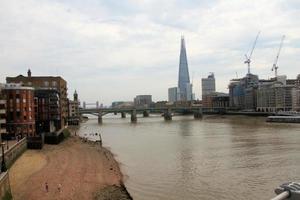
[68,90,80,125]
[0,84,6,139]
[228,73,259,110]
[177,36,193,101]
[4,83,35,137]
[168,87,180,102]
[34,88,60,133]
[134,95,152,108]
[202,73,216,107]
[202,73,216,96]
[256,75,298,112]
[6,69,68,129]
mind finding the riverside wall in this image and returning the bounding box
[0,172,12,200]
[0,137,27,169]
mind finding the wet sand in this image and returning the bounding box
[9,135,131,200]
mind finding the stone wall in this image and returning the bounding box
[0,172,12,200]
[0,138,27,168]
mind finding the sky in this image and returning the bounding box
[0,0,300,106]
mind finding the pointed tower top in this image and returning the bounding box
[27,69,31,77]
[74,90,78,101]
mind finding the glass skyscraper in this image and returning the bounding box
[178,36,192,101]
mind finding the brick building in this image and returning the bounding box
[0,84,6,139]
[6,70,68,129]
[4,83,35,137]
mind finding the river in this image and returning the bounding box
[78,115,300,200]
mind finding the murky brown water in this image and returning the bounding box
[78,115,300,200]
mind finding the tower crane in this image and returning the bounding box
[244,31,261,74]
[271,35,285,78]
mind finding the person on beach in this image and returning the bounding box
[57,183,62,193]
[45,182,49,192]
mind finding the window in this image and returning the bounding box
[44,81,49,86]
[24,116,27,120]
[23,99,26,103]
[28,82,32,86]
[16,94,20,98]
[52,81,57,87]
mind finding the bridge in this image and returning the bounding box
[79,106,212,123]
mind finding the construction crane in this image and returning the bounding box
[244,31,261,74]
[271,35,285,78]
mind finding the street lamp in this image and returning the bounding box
[1,142,7,172]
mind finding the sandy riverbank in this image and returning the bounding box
[9,135,132,200]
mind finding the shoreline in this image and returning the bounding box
[9,132,132,200]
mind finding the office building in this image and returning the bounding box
[134,95,152,107]
[202,73,216,96]
[177,36,193,101]
[168,87,180,102]
[202,73,216,107]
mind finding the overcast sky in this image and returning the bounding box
[0,0,300,106]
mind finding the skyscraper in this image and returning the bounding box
[178,36,192,101]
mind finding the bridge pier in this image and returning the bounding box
[131,110,137,123]
[121,112,126,118]
[164,109,172,121]
[98,114,103,124]
[143,110,149,117]
[194,108,203,119]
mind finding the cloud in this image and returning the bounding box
[0,0,299,105]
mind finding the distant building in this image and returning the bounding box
[68,90,80,125]
[34,88,60,133]
[256,75,298,112]
[134,95,152,107]
[202,73,216,107]
[0,84,6,138]
[228,73,259,110]
[212,94,229,108]
[168,87,180,102]
[202,73,216,96]
[4,83,35,137]
[292,74,300,111]
[111,101,134,108]
[6,69,68,129]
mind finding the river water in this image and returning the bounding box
[78,115,300,200]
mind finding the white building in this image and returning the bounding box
[134,95,152,107]
[202,73,216,97]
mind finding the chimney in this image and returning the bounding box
[27,69,31,77]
